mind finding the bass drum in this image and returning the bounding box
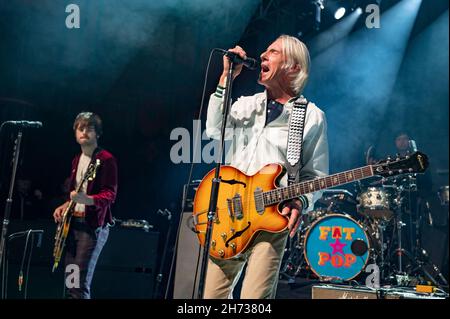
[303,214,370,281]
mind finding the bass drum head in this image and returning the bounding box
[304,213,370,281]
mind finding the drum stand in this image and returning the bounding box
[375,219,388,284]
[364,216,392,285]
[389,176,448,288]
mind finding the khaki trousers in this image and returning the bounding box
[203,230,288,299]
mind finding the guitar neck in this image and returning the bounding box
[263,165,374,206]
[66,169,91,212]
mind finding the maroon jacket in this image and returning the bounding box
[69,148,118,229]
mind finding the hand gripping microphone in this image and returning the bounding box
[218,49,258,70]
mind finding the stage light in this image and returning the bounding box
[334,7,346,20]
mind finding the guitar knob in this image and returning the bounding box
[221,233,227,242]
[218,250,225,257]
[211,240,216,250]
[230,243,236,253]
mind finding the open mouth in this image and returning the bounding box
[261,64,270,73]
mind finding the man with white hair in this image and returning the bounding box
[204,35,329,298]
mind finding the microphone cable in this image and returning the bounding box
[18,230,36,299]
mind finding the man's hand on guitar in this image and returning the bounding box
[53,202,69,223]
[281,199,303,238]
[70,191,94,205]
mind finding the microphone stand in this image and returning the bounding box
[196,59,236,299]
[0,129,23,299]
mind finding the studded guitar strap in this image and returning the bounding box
[286,96,308,186]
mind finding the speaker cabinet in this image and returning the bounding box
[173,211,204,299]
[92,227,159,299]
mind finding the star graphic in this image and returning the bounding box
[329,238,347,255]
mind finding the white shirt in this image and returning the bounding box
[74,153,91,212]
[206,90,329,212]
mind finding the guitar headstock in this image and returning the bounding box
[86,159,101,182]
[372,151,428,178]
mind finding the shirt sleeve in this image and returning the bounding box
[205,86,236,141]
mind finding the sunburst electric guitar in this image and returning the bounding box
[52,159,101,272]
[193,152,428,259]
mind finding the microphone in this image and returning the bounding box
[5,120,43,128]
[218,49,258,70]
[409,139,417,152]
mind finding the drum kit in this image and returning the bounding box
[280,175,449,289]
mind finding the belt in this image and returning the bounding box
[72,216,86,223]
[72,211,86,218]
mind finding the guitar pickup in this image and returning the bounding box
[226,194,243,220]
[232,194,243,220]
[226,199,233,219]
[254,187,264,215]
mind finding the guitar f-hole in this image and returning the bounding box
[225,222,251,247]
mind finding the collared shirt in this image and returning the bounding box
[74,153,91,213]
[206,90,329,212]
[266,100,284,125]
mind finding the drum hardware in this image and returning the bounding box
[383,176,448,289]
[357,186,396,220]
[280,224,310,282]
[365,218,391,282]
[281,177,449,289]
[315,189,357,215]
[438,186,449,206]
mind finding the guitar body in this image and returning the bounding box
[193,163,288,259]
[52,203,74,272]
